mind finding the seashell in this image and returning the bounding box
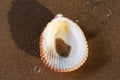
[39,14,88,72]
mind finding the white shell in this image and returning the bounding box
[40,14,88,72]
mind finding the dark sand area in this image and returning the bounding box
[0,0,120,80]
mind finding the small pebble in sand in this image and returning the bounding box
[107,14,110,17]
[34,52,38,55]
[109,9,112,12]
[33,66,41,73]
[107,9,112,17]
[32,50,38,55]
[75,19,79,22]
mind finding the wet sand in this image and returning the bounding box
[0,0,120,80]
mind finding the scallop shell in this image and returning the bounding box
[40,14,88,72]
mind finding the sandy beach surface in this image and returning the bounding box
[0,0,120,80]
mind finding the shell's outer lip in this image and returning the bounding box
[39,32,89,72]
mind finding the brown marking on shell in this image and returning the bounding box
[55,38,71,57]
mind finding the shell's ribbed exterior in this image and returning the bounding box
[39,14,88,72]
